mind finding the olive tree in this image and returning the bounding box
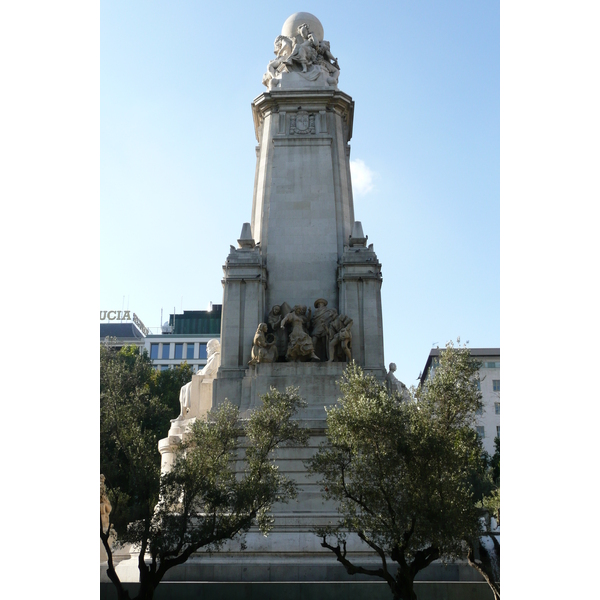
[101,342,308,600]
[307,343,486,600]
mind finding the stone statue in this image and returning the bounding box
[263,35,294,87]
[263,21,340,89]
[281,305,320,362]
[310,298,337,360]
[315,39,339,84]
[328,314,353,362]
[100,474,111,533]
[267,303,291,360]
[285,23,319,73]
[175,339,221,420]
[386,363,410,402]
[249,323,278,365]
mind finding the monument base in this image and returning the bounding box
[214,361,386,418]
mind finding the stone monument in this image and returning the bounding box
[140,12,396,584]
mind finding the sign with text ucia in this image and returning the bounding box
[100,311,149,336]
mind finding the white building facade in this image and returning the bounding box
[143,305,222,373]
[420,348,500,456]
[143,334,219,374]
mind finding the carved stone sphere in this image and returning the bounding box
[281,12,324,43]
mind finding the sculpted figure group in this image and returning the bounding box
[263,23,340,88]
[250,299,352,365]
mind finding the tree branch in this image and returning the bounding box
[321,535,394,586]
[467,540,500,600]
[101,520,129,600]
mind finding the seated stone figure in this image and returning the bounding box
[249,323,278,365]
[385,362,411,402]
[175,339,221,420]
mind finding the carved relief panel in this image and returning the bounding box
[290,111,316,135]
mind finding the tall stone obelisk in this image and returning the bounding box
[214,12,385,413]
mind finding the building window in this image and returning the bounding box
[199,343,208,360]
[476,426,485,439]
[160,365,169,371]
[475,407,483,416]
[476,380,481,391]
[495,402,500,415]
[161,343,170,359]
[186,343,195,360]
[484,361,500,368]
[493,380,500,392]
[496,425,500,438]
[174,343,184,359]
[150,344,159,359]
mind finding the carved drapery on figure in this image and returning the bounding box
[262,35,294,88]
[280,305,319,362]
[386,363,411,402]
[175,339,221,420]
[328,313,353,363]
[262,22,339,89]
[310,299,338,361]
[249,323,278,365]
[267,303,291,360]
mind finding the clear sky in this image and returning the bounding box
[101,0,499,386]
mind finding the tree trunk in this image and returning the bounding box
[390,567,418,600]
[133,581,156,600]
[133,564,159,600]
[101,529,130,600]
[467,538,500,600]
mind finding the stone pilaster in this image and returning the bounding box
[338,224,385,371]
[214,228,267,407]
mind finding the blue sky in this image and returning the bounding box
[100,0,499,386]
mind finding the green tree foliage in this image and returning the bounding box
[101,343,183,537]
[101,342,308,600]
[307,342,486,600]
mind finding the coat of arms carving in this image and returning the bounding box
[290,111,316,135]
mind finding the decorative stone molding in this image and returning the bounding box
[251,89,354,143]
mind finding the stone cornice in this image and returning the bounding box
[251,89,354,142]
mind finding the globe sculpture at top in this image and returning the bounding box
[281,12,324,43]
[262,12,339,90]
